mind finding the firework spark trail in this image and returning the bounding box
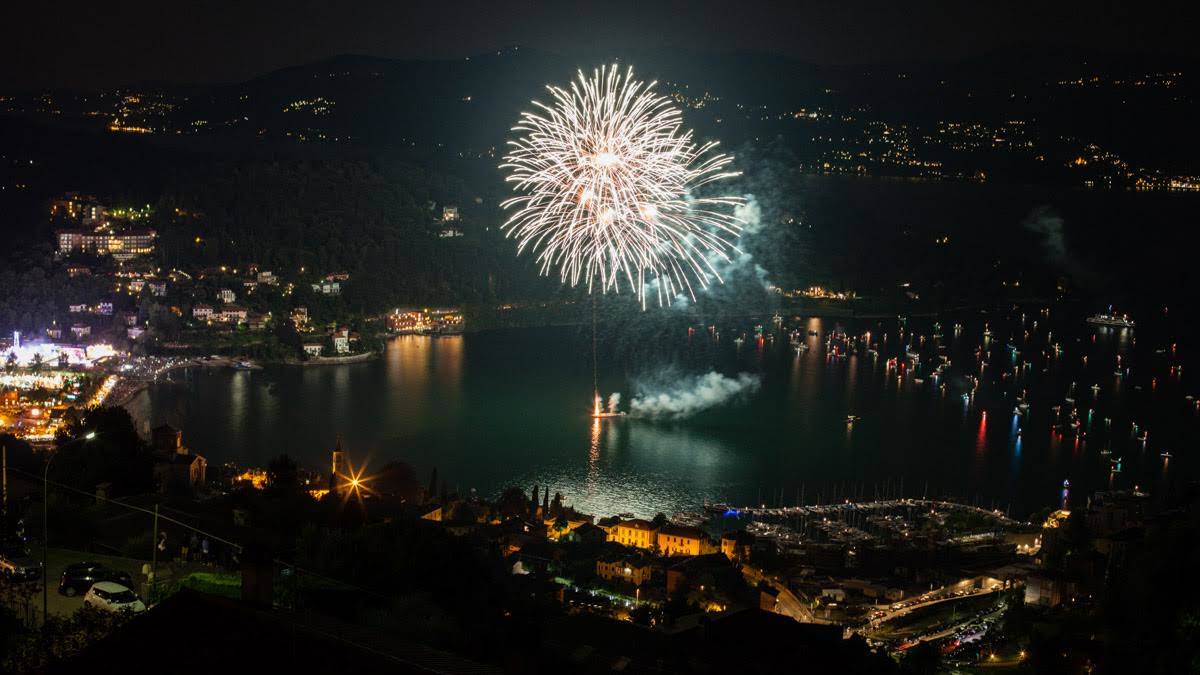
[501,65,744,307]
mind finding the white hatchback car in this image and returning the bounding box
[83,581,147,613]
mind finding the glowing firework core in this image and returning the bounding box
[501,65,743,307]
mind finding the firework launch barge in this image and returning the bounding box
[591,393,627,418]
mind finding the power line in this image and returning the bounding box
[6,465,390,601]
[8,465,241,549]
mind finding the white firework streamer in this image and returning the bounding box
[501,65,743,308]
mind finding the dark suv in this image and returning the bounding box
[59,562,134,597]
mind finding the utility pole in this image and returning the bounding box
[2,445,7,531]
[42,455,51,625]
[150,505,159,603]
[40,432,94,623]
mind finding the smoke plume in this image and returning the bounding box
[645,193,773,310]
[1023,206,1067,263]
[1022,205,1093,285]
[630,370,761,420]
[606,392,621,413]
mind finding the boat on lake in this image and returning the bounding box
[1087,313,1134,328]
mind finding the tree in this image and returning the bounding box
[266,453,299,493]
[272,314,302,356]
[496,486,529,521]
[147,303,182,341]
[0,606,126,672]
[630,604,654,626]
[374,461,423,502]
[900,641,941,674]
[52,407,154,496]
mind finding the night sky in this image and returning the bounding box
[2,0,1192,89]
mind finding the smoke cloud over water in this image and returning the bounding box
[630,371,761,420]
[645,193,773,310]
[1023,206,1067,263]
[1022,205,1094,285]
[606,392,621,413]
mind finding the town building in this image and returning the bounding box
[665,553,740,597]
[721,530,755,562]
[290,306,309,327]
[332,327,351,354]
[568,522,609,545]
[151,424,207,496]
[49,193,106,223]
[609,519,657,550]
[386,308,463,334]
[1024,571,1075,608]
[217,306,248,324]
[56,227,157,260]
[596,552,654,587]
[217,289,236,304]
[657,524,714,557]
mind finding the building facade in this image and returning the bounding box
[610,519,658,550]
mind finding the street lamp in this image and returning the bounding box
[43,431,95,624]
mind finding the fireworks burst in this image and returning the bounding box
[501,65,743,307]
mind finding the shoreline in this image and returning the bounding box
[104,356,253,408]
[283,350,378,367]
[106,350,381,409]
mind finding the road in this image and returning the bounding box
[741,565,828,624]
[1,547,212,622]
[862,586,1000,632]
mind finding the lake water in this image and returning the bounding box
[125,306,1197,520]
[125,175,1200,519]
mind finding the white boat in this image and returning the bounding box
[1087,313,1134,328]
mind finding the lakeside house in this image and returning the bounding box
[151,424,207,496]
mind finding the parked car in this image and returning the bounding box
[59,562,134,597]
[82,582,146,613]
[0,553,41,582]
